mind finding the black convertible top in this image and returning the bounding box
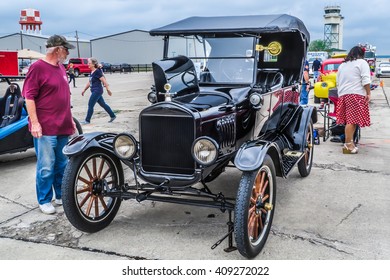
[150,14,309,43]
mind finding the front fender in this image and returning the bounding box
[63,132,118,157]
[234,141,280,172]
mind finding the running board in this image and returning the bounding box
[282,150,303,175]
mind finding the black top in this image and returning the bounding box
[150,14,310,44]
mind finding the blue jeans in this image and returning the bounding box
[313,70,320,81]
[300,85,309,105]
[85,92,115,122]
[33,136,69,205]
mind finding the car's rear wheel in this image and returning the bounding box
[234,155,276,259]
[74,69,80,77]
[62,149,123,233]
[298,121,314,177]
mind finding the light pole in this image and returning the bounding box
[75,30,80,58]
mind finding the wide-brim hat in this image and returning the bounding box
[46,35,75,49]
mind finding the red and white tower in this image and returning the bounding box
[19,8,42,34]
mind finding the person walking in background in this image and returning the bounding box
[336,46,371,154]
[300,60,310,105]
[312,57,322,82]
[81,57,116,124]
[22,35,76,214]
[67,63,76,87]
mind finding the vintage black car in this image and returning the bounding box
[61,14,317,259]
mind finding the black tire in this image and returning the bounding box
[74,118,83,134]
[62,148,123,233]
[74,69,80,77]
[234,155,276,259]
[298,121,314,177]
[314,95,320,104]
[70,117,83,139]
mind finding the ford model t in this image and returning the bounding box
[61,14,316,258]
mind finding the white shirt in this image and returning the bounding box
[336,59,371,97]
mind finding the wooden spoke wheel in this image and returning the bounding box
[62,149,123,233]
[234,155,276,259]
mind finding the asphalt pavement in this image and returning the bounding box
[0,72,389,261]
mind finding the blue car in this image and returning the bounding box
[0,76,82,156]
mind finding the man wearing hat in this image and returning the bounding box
[22,35,76,214]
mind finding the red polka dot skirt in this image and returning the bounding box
[336,94,371,127]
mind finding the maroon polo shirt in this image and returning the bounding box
[22,59,73,136]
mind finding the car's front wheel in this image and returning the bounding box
[62,149,123,233]
[70,117,83,139]
[234,155,276,259]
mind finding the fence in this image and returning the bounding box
[132,64,153,73]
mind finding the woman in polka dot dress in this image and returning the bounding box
[336,46,371,154]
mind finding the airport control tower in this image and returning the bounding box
[323,5,344,49]
[19,8,42,34]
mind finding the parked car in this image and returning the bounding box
[0,77,83,156]
[67,58,91,77]
[120,63,134,73]
[111,63,134,73]
[376,62,390,78]
[313,58,344,103]
[61,14,317,259]
[110,64,121,73]
[101,62,112,73]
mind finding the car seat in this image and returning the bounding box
[0,83,25,128]
[257,70,284,92]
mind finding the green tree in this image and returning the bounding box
[309,40,329,51]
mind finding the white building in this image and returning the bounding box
[91,30,164,64]
[0,30,164,66]
[0,33,90,58]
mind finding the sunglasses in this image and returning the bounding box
[59,46,69,52]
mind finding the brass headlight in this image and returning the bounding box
[113,133,137,160]
[191,137,219,166]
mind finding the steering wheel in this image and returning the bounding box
[181,71,197,87]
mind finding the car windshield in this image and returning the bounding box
[324,63,341,71]
[167,35,255,84]
[380,63,390,67]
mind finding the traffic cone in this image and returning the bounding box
[380,80,384,87]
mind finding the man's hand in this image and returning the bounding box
[31,122,42,138]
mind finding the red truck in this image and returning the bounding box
[67,58,91,77]
[0,51,19,76]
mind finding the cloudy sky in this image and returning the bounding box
[0,0,389,54]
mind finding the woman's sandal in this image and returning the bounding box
[342,142,358,154]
